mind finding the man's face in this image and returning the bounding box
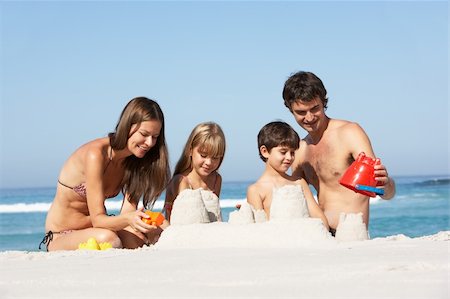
[290,97,326,133]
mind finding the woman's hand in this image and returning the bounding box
[127,207,158,234]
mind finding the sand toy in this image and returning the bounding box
[340,152,385,197]
[141,210,165,226]
[78,237,112,250]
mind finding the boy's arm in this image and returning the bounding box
[246,184,264,211]
[292,140,306,180]
[300,180,329,230]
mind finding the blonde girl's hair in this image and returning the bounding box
[174,122,226,176]
[109,97,170,208]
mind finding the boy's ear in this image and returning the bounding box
[260,145,270,159]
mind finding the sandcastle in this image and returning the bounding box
[228,185,310,224]
[335,212,369,241]
[270,185,309,220]
[199,189,222,222]
[170,188,222,225]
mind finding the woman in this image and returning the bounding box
[41,97,170,251]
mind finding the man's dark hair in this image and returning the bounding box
[282,71,328,110]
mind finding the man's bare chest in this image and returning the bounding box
[302,142,348,186]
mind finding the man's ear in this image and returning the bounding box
[260,145,270,159]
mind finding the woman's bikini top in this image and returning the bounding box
[58,147,120,200]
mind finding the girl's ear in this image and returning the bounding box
[260,145,270,159]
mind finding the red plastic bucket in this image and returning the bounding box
[339,152,382,197]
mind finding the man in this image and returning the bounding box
[282,71,396,235]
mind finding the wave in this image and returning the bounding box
[0,199,248,214]
[414,178,450,187]
[0,197,387,214]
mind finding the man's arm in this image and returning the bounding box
[374,164,396,200]
[342,122,396,199]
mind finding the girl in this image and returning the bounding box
[41,97,170,251]
[164,122,226,222]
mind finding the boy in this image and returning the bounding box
[246,121,329,229]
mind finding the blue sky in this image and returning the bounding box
[0,1,448,188]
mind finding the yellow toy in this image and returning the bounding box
[78,237,112,250]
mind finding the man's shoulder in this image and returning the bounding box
[329,119,365,135]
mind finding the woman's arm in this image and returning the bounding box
[119,195,159,233]
[84,146,150,232]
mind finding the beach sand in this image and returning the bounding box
[0,223,449,299]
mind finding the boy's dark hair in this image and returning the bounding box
[282,71,328,110]
[257,121,300,162]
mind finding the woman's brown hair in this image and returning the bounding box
[109,97,170,208]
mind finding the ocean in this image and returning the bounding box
[0,175,448,252]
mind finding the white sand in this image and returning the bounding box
[1,228,449,299]
[1,196,448,298]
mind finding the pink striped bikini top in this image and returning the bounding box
[58,147,119,199]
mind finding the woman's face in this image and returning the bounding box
[127,120,162,158]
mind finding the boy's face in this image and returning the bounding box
[290,97,326,133]
[262,145,296,173]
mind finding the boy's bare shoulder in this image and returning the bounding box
[247,178,274,195]
[246,181,261,193]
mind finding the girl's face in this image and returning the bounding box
[263,145,296,173]
[191,146,221,177]
[128,120,162,158]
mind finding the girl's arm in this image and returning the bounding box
[164,175,190,221]
[212,172,223,221]
[213,172,222,197]
[300,179,329,230]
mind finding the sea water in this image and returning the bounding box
[0,175,448,252]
